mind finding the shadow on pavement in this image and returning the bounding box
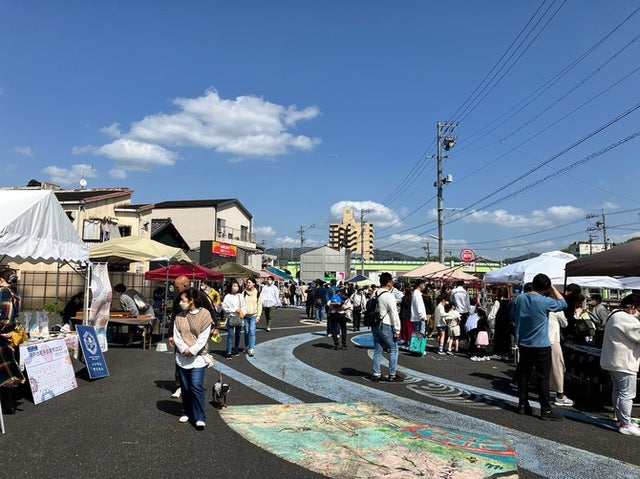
[339,367,370,378]
[157,399,183,417]
[155,379,176,392]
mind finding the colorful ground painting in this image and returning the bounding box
[221,402,518,478]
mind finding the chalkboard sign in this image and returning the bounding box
[77,326,110,379]
[21,338,78,405]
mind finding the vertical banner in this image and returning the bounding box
[21,339,78,404]
[89,262,112,352]
[76,326,110,379]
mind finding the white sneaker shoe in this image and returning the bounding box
[196,421,206,430]
[483,356,491,361]
[172,388,181,398]
[248,348,255,357]
[619,423,640,436]
[554,396,575,407]
[470,356,480,361]
[179,415,189,423]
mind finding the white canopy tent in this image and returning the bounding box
[0,189,89,264]
[0,189,89,434]
[483,251,625,288]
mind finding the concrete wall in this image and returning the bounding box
[150,206,216,249]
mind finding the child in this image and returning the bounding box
[472,309,491,361]
[445,303,461,355]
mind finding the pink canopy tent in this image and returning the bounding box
[145,263,224,281]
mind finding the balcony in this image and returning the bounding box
[216,225,256,244]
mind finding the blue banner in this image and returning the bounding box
[77,326,110,379]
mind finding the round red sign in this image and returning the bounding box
[460,249,476,262]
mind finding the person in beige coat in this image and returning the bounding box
[548,311,573,406]
[600,294,640,436]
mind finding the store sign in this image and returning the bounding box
[212,241,238,258]
[77,326,110,379]
[460,249,476,262]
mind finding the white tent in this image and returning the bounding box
[483,251,624,288]
[0,189,89,263]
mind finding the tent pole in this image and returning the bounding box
[161,262,170,343]
[83,262,92,326]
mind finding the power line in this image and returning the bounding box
[457,4,640,151]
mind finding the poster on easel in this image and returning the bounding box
[77,326,110,379]
[22,339,78,405]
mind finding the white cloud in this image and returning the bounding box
[330,200,402,228]
[255,226,276,236]
[3,164,17,175]
[109,168,127,180]
[274,236,300,247]
[101,122,122,137]
[79,139,178,171]
[75,90,321,172]
[13,146,33,157]
[602,201,619,210]
[462,205,585,228]
[43,164,97,186]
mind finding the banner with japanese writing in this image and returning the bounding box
[22,339,78,404]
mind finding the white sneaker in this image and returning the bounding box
[179,415,189,423]
[470,356,480,361]
[172,388,181,398]
[490,354,502,360]
[554,396,575,407]
[248,348,255,357]
[196,421,206,430]
[483,356,491,361]
[619,423,640,436]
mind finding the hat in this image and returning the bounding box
[8,274,17,285]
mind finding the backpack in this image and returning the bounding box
[363,291,388,327]
[330,293,343,305]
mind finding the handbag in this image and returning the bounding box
[11,323,28,348]
[227,313,243,328]
[315,298,323,307]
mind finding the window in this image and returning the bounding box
[241,225,248,241]
[216,218,226,238]
[118,225,132,237]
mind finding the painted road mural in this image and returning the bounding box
[222,402,518,478]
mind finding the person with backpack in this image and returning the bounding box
[328,289,352,350]
[369,273,402,382]
[242,278,262,357]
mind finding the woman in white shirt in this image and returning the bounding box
[222,279,247,360]
[173,287,212,430]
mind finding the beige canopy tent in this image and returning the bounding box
[89,236,192,265]
[402,262,478,282]
[212,261,259,279]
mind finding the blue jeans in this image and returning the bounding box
[243,315,257,350]
[315,305,326,323]
[372,323,398,377]
[177,366,206,423]
[226,325,242,354]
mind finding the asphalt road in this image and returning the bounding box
[1,307,638,479]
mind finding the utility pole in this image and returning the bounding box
[588,233,598,255]
[586,209,609,250]
[360,209,372,276]
[423,243,431,261]
[435,121,458,264]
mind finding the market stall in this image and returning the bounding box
[402,261,478,282]
[0,190,90,432]
[145,263,223,281]
[484,250,625,288]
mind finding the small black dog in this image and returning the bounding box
[212,372,230,409]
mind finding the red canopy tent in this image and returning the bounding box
[145,264,224,281]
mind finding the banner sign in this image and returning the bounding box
[77,326,110,379]
[212,241,238,258]
[89,262,112,352]
[22,339,77,405]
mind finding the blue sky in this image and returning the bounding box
[2,1,639,260]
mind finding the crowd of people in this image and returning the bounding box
[2,267,639,437]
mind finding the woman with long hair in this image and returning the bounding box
[222,279,247,360]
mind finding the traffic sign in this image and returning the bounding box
[460,249,476,262]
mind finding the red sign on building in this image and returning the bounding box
[212,241,238,258]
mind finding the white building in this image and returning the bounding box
[299,245,350,284]
[568,242,606,257]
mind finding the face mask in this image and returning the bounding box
[179,301,190,311]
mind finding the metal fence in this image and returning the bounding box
[17,270,157,310]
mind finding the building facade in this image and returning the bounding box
[568,242,606,257]
[329,208,374,261]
